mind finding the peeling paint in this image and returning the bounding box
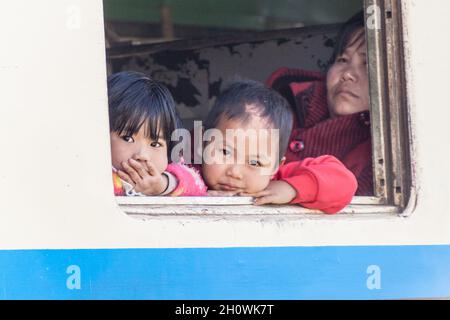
[110,27,339,129]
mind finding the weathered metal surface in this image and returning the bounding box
[123,203,400,218]
[384,0,412,208]
[116,196,384,206]
[108,25,340,129]
[365,0,413,208]
[104,0,362,30]
[365,0,391,203]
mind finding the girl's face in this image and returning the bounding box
[201,112,283,194]
[110,123,168,174]
[326,28,369,117]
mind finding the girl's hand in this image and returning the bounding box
[240,181,297,205]
[117,158,168,196]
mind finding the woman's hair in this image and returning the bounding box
[330,10,365,65]
[204,79,293,161]
[107,71,181,156]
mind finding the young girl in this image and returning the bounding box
[108,71,207,197]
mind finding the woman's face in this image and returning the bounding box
[326,28,369,117]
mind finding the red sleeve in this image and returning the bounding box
[275,155,357,214]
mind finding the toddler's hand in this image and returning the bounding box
[117,158,168,196]
[207,190,239,197]
[240,181,296,205]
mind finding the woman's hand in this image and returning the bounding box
[117,158,168,196]
[240,181,297,205]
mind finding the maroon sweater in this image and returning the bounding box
[266,68,373,196]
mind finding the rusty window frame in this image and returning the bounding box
[365,0,412,208]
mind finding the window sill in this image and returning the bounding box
[116,196,400,219]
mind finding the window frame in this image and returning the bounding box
[365,0,412,208]
[109,0,413,217]
[116,196,399,218]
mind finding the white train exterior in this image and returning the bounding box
[0,0,449,299]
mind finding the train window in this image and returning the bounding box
[103,0,412,218]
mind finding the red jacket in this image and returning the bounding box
[190,155,356,214]
[274,155,357,214]
[267,68,373,196]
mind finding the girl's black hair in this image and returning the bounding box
[107,71,181,156]
[204,79,293,161]
[330,10,365,66]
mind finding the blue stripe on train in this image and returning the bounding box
[0,245,449,299]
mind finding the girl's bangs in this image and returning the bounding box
[144,113,167,142]
[114,108,147,137]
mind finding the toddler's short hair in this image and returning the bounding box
[204,79,293,161]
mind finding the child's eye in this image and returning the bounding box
[248,159,262,167]
[121,135,134,143]
[336,56,348,64]
[222,149,232,157]
[150,141,163,148]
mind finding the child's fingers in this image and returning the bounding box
[117,170,134,186]
[128,159,149,179]
[207,190,238,197]
[240,190,270,198]
[253,194,276,206]
[144,161,158,176]
[239,192,255,197]
[122,161,142,183]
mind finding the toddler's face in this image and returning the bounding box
[110,123,168,174]
[201,113,282,194]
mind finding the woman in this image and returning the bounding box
[266,11,372,196]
